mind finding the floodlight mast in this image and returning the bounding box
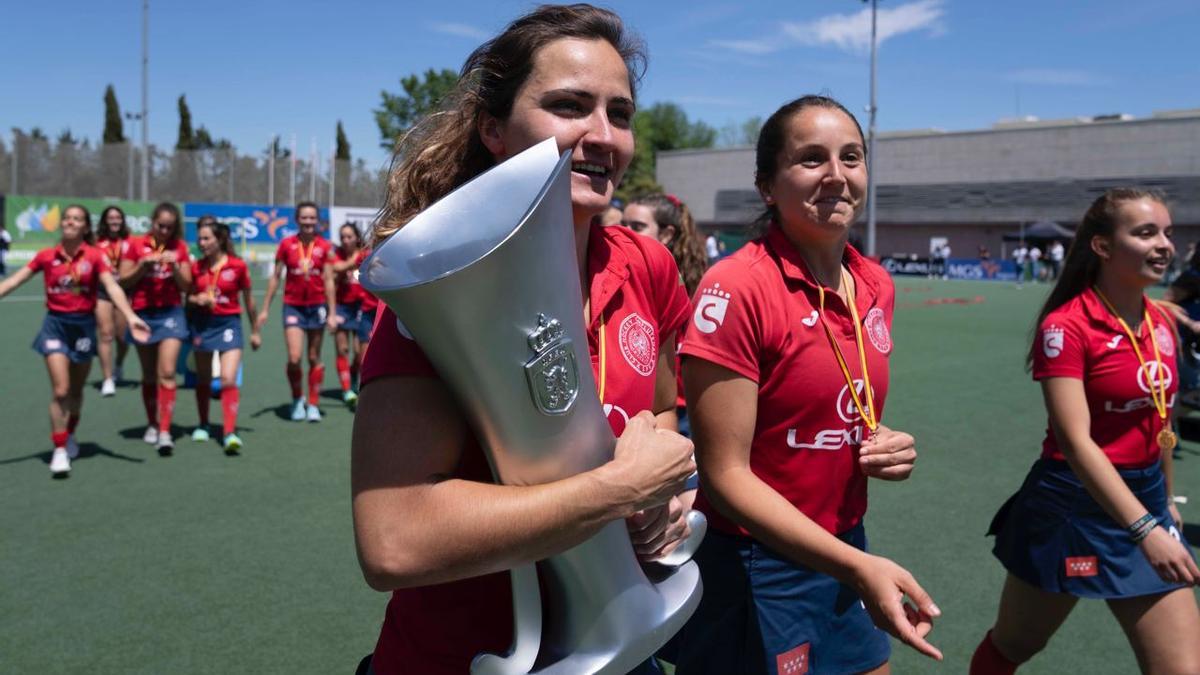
[865,0,878,256]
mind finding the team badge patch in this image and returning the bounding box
[1042,325,1064,358]
[1154,324,1175,357]
[864,307,891,354]
[220,269,236,282]
[775,643,810,675]
[693,283,731,334]
[618,313,656,377]
[1065,556,1098,578]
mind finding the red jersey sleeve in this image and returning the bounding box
[360,308,438,386]
[238,259,252,291]
[26,249,50,273]
[121,237,142,263]
[1032,313,1086,380]
[274,240,287,264]
[680,259,765,383]
[649,245,690,339]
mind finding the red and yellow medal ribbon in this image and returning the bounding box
[207,255,227,303]
[815,267,878,433]
[65,248,84,294]
[597,314,607,404]
[299,239,315,274]
[1093,287,1174,450]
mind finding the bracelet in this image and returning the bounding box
[1128,513,1159,543]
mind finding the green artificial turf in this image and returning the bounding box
[2,279,1197,674]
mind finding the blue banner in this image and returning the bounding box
[945,258,1019,281]
[183,203,331,245]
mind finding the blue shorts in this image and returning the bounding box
[130,306,188,345]
[190,313,243,352]
[990,459,1193,599]
[334,302,361,333]
[283,303,326,331]
[33,312,97,363]
[357,309,377,343]
[674,525,890,675]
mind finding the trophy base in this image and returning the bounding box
[472,560,703,675]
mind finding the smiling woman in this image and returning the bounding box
[353,5,698,675]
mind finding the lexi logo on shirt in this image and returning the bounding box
[619,313,656,377]
[1136,361,1173,394]
[1042,325,1064,358]
[836,379,874,423]
[693,284,731,334]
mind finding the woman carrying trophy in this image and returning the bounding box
[352,5,698,674]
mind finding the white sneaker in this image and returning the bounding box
[50,448,71,476]
[306,404,322,423]
[100,378,116,397]
[142,426,159,444]
[66,434,80,459]
[156,432,174,456]
[290,398,307,422]
[191,427,211,442]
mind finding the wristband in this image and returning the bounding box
[1128,513,1159,543]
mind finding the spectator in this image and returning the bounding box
[1048,240,1065,281]
[1013,243,1029,288]
[1029,244,1043,282]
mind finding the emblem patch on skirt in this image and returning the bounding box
[1065,556,1099,577]
[776,643,810,675]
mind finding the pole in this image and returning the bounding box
[289,134,297,206]
[328,142,336,207]
[127,139,134,200]
[267,136,275,206]
[140,0,149,201]
[865,0,878,256]
[309,138,317,201]
[10,133,17,195]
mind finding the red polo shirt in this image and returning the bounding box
[190,256,251,317]
[1033,289,1177,469]
[122,236,192,311]
[274,235,332,307]
[333,246,367,305]
[680,225,894,537]
[358,223,689,675]
[27,244,111,313]
[95,237,129,271]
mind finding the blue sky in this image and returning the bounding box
[2,0,1197,170]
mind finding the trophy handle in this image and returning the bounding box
[471,563,542,675]
[654,510,708,568]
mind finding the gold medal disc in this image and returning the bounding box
[1157,428,1178,452]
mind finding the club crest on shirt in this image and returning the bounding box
[1136,360,1173,394]
[220,269,236,282]
[693,283,731,334]
[1042,325,1064,358]
[619,313,656,377]
[864,307,891,354]
[1154,324,1175,357]
[76,261,91,275]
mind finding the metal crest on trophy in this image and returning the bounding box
[361,137,706,674]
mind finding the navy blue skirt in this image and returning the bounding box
[189,313,243,352]
[674,525,890,675]
[282,303,326,331]
[356,308,377,343]
[130,306,188,344]
[334,302,361,332]
[33,311,97,363]
[990,458,1193,599]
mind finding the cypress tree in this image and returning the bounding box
[103,85,125,144]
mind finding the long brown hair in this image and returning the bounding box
[630,193,707,295]
[151,202,182,246]
[374,4,646,242]
[1025,187,1168,369]
[96,205,130,241]
[197,215,237,258]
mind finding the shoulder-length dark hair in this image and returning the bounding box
[630,193,708,295]
[1025,187,1168,369]
[375,4,646,242]
[151,202,182,246]
[196,215,237,258]
[96,205,130,241]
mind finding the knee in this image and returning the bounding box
[286,359,302,369]
[156,369,176,386]
[51,386,70,402]
[219,377,237,390]
[99,327,114,341]
[989,629,1045,665]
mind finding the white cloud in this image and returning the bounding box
[428,22,489,40]
[710,0,945,56]
[1005,68,1111,86]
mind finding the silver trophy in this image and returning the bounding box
[361,138,705,674]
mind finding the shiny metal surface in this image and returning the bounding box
[361,138,704,674]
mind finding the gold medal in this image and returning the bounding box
[1158,428,1177,452]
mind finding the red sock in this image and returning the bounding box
[67,413,80,435]
[286,363,303,399]
[220,386,239,436]
[308,364,324,406]
[970,631,1018,675]
[141,382,157,426]
[52,430,69,449]
[336,355,352,392]
[157,386,176,434]
[196,380,211,426]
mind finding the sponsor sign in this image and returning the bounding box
[945,258,1019,281]
[183,203,331,245]
[329,206,379,237]
[879,256,931,276]
[4,195,163,248]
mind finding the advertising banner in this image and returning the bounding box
[329,206,379,237]
[183,203,331,247]
[945,258,1019,281]
[880,256,932,276]
[4,195,162,249]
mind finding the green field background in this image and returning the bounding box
[1,279,1197,673]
